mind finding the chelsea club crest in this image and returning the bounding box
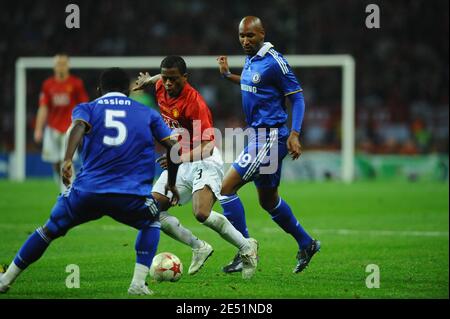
[252,72,261,84]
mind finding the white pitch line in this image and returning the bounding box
[0,223,447,237]
[309,228,449,237]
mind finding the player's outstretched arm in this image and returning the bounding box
[132,72,161,91]
[217,56,241,84]
[61,120,88,186]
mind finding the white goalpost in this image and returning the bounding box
[12,55,355,182]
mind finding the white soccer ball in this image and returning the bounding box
[149,252,183,282]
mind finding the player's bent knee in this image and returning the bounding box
[259,197,279,211]
[221,168,245,195]
[42,224,66,240]
[220,181,240,196]
[194,210,210,223]
[152,192,170,211]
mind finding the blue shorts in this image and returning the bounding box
[44,188,161,238]
[232,129,288,188]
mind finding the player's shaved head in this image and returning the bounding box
[238,16,265,56]
[239,16,265,33]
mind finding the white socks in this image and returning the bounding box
[160,211,203,249]
[159,210,249,252]
[203,211,248,250]
[1,262,23,286]
[131,263,149,287]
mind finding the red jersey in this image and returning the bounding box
[155,80,214,153]
[39,75,89,133]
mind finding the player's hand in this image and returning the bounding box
[165,184,180,206]
[34,130,43,144]
[216,56,230,75]
[132,72,151,91]
[156,154,168,169]
[287,131,302,160]
[61,160,73,186]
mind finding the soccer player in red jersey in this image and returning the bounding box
[133,56,258,279]
[34,54,89,192]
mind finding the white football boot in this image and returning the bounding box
[188,241,214,275]
[0,273,10,293]
[240,238,259,280]
[128,283,154,296]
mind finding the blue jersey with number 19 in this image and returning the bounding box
[71,92,173,196]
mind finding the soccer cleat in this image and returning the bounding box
[188,241,214,275]
[222,253,243,273]
[128,283,154,296]
[0,264,8,273]
[294,239,321,273]
[0,273,10,294]
[240,238,258,280]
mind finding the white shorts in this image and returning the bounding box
[42,127,67,163]
[152,147,224,205]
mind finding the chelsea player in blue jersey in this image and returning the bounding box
[0,68,180,296]
[217,16,320,274]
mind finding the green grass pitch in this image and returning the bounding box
[0,179,448,299]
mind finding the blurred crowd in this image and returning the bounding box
[0,0,448,154]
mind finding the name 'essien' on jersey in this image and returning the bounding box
[240,42,303,130]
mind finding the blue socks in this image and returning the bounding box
[220,194,312,250]
[220,194,250,238]
[135,226,160,267]
[13,227,51,270]
[268,198,313,250]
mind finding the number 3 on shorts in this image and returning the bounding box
[196,169,203,180]
[238,153,252,168]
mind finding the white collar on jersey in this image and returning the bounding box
[99,92,127,98]
[256,42,274,57]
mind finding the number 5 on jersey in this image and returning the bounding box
[103,110,127,146]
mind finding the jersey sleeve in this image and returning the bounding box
[271,55,303,96]
[38,81,50,107]
[150,111,175,143]
[184,95,214,142]
[75,78,89,103]
[72,103,92,132]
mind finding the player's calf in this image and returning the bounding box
[192,187,216,223]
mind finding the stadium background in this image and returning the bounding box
[0,0,448,300]
[0,0,448,180]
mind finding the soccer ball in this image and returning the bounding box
[149,252,183,282]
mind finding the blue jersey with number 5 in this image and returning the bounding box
[70,92,173,196]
